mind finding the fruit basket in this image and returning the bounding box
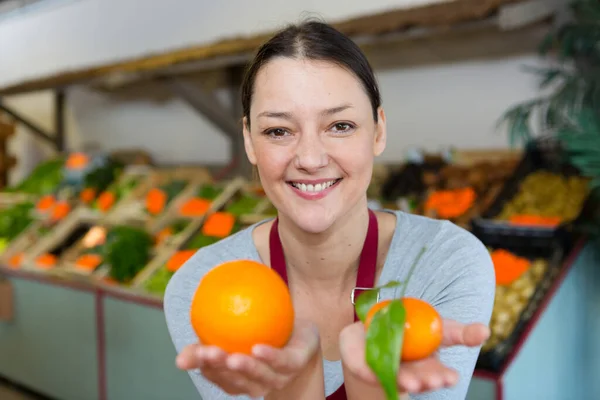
[471,139,591,248]
[475,231,567,373]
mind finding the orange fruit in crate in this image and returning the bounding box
[166,250,196,273]
[8,253,24,269]
[179,198,211,217]
[80,188,96,204]
[97,191,116,212]
[146,188,167,215]
[36,195,55,212]
[51,201,71,222]
[66,152,89,169]
[365,298,443,362]
[191,260,294,355]
[35,253,57,270]
[75,254,103,271]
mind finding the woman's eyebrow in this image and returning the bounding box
[321,104,353,117]
[257,104,354,120]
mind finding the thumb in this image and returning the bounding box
[442,320,490,347]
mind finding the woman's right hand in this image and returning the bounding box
[176,321,323,399]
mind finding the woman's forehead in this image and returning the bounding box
[252,58,370,112]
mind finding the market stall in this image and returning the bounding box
[0,138,594,400]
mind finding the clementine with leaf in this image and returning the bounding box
[365,297,442,362]
[190,260,294,355]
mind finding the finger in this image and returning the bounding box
[442,320,490,347]
[196,346,229,370]
[253,323,319,373]
[202,368,263,397]
[400,357,459,393]
[339,322,379,385]
[227,353,288,389]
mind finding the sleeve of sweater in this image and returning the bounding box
[409,221,496,400]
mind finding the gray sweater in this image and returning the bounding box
[164,210,496,399]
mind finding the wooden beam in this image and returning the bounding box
[0,100,55,146]
[162,78,239,139]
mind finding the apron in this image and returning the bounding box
[268,209,379,400]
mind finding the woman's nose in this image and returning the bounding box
[294,132,329,172]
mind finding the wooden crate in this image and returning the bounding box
[19,207,99,275]
[140,166,213,231]
[133,206,266,296]
[84,165,154,222]
[150,177,247,247]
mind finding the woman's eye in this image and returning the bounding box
[265,128,289,138]
[331,123,354,133]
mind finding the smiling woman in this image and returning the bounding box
[164,20,495,400]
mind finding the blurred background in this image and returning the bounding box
[0,0,598,399]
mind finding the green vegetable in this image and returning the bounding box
[144,267,174,295]
[169,219,191,234]
[105,226,153,283]
[354,247,427,400]
[83,159,124,193]
[6,158,64,195]
[0,202,35,241]
[226,194,261,216]
[197,184,223,200]
[185,234,220,250]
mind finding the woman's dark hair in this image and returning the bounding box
[241,20,381,127]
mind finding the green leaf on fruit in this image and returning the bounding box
[355,289,380,323]
[366,299,406,400]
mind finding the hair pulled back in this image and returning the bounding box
[241,20,381,127]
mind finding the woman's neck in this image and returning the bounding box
[277,200,370,290]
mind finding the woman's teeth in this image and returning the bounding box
[290,180,338,193]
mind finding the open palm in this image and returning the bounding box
[339,319,490,394]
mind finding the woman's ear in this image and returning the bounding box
[373,107,387,157]
[242,117,257,165]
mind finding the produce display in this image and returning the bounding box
[145,212,242,295]
[482,248,549,353]
[103,225,154,283]
[494,171,590,226]
[177,182,224,218]
[0,202,35,251]
[377,158,518,227]
[0,145,590,375]
[91,173,143,213]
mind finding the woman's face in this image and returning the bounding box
[243,58,387,233]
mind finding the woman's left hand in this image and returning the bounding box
[339,319,490,394]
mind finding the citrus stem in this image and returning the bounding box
[399,246,427,298]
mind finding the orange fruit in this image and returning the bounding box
[36,195,55,212]
[80,188,96,204]
[50,201,71,222]
[166,250,196,273]
[66,152,89,169]
[97,191,116,212]
[191,260,294,355]
[146,188,167,215]
[365,298,443,362]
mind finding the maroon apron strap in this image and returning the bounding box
[268,209,379,400]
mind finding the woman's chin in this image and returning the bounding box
[286,210,335,234]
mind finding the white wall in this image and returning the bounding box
[0,0,544,184]
[0,0,451,88]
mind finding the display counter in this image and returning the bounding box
[0,239,596,400]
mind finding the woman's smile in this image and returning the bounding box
[286,178,343,200]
